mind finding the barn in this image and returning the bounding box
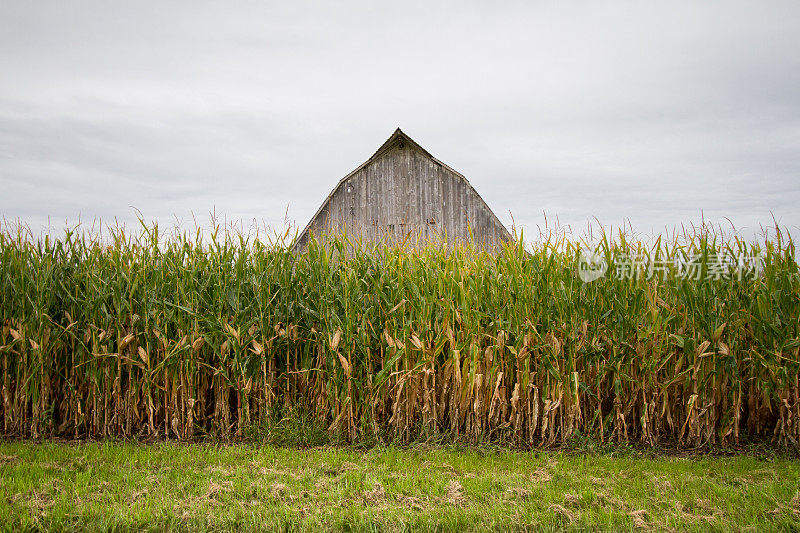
[294,128,512,251]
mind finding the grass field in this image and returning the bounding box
[1,442,799,532]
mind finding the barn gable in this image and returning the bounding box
[294,128,512,250]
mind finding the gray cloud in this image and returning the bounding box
[1,0,798,240]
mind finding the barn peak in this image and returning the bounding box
[294,129,512,251]
[364,128,434,165]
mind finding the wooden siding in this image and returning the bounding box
[294,130,512,251]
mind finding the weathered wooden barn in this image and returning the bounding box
[294,129,512,250]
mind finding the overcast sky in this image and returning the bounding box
[1,1,798,241]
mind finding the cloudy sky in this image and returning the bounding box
[1,1,798,241]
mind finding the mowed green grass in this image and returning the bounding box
[1,442,799,532]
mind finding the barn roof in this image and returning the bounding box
[295,128,511,246]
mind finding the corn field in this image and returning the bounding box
[1,224,799,447]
